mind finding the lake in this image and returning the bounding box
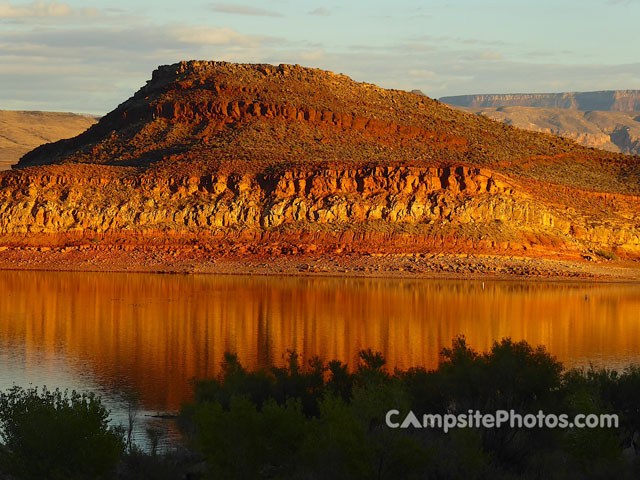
[1,271,639,443]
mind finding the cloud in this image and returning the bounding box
[0,1,98,19]
[479,51,502,60]
[172,26,271,47]
[309,7,330,16]
[292,49,325,62]
[208,3,282,17]
[411,34,511,48]
[0,24,284,52]
[1,5,639,115]
[0,21,287,112]
[408,69,436,79]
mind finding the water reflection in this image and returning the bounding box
[0,271,639,412]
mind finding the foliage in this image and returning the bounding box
[116,445,196,480]
[181,337,640,480]
[5,337,640,479]
[0,386,124,480]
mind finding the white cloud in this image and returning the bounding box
[408,69,436,79]
[291,49,325,62]
[0,1,98,19]
[0,24,285,53]
[208,3,282,17]
[171,26,266,47]
[480,51,502,60]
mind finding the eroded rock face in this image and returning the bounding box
[1,163,639,257]
[3,61,640,260]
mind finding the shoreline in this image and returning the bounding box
[1,246,639,282]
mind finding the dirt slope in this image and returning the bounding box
[0,110,97,170]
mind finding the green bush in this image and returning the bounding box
[0,386,124,480]
[181,338,640,479]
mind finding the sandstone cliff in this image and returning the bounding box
[3,61,640,263]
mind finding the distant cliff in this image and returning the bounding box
[453,106,640,155]
[440,91,640,112]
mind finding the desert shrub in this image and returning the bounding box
[117,444,200,480]
[182,338,640,479]
[191,397,307,479]
[595,249,618,261]
[0,386,124,480]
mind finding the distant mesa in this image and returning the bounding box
[439,90,640,111]
[439,91,640,155]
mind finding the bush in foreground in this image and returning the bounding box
[0,386,124,480]
[181,338,639,480]
[2,337,640,479]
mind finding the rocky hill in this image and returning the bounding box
[455,106,640,155]
[440,90,640,111]
[0,110,97,170]
[2,61,640,274]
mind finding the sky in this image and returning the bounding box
[1,0,640,114]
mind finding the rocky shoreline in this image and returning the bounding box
[1,243,638,281]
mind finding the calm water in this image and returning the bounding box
[1,270,640,438]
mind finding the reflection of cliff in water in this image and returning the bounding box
[1,271,640,410]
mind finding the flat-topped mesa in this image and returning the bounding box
[150,60,354,85]
[17,60,456,169]
[440,90,640,111]
[4,60,640,262]
[18,59,615,178]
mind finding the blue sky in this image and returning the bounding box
[1,0,639,113]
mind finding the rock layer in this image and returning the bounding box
[1,162,639,259]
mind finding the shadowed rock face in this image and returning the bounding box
[440,91,640,112]
[3,61,640,260]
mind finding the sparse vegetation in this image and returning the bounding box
[15,61,640,196]
[595,249,619,261]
